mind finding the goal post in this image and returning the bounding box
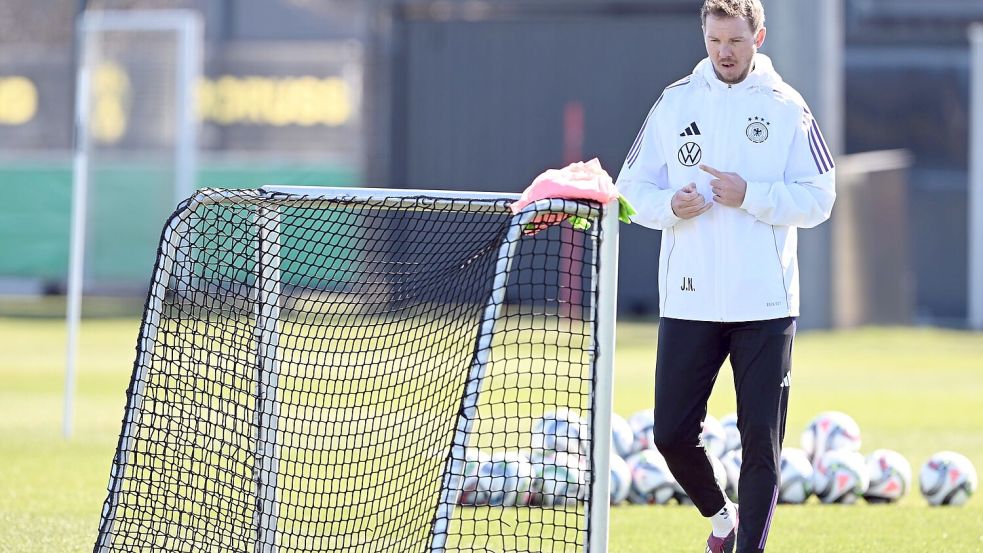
[65,9,203,438]
[254,205,284,552]
[970,23,983,330]
[93,186,618,552]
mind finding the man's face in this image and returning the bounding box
[703,13,766,85]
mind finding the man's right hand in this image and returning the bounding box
[671,183,712,219]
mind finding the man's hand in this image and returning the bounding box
[701,164,747,208]
[671,183,712,219]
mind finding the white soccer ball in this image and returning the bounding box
[813,450,870,504]
[711,455,728,492]
[800,411,862,464]
[625,449,676,505]
[456,449,492,506]
[529,450,587,507]
[779,447,814,504]
[719,412,741,455]
[529,448,585,468]
[720,449,743,502]
[482,452,534,507]
[864,449,912,504]
[609,452,632,505]
[672,455,728,505]
[628,409,656,454]
[611,413,635,459]
[919,451,978,506]
[531,408,587,455]
[701,415,728,459]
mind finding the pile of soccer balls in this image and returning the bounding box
[608,408,732,505]
[454,408,590,507]
[786,411,977,506]
[609,409,979,507]
[451,408,978,508]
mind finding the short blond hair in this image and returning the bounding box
[701,0,765,33]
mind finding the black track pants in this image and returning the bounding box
[653,317,794,553]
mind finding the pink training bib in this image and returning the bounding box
[511,158,618,214]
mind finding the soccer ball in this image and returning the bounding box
[813,450,870,504]
[864,449,912,504]
[779,447,814,504]
[628,409,656,454]
[611,413,635,459]
[456,449,492,506]
[529,450,586,507]
[710,455,728,491]
[673,455,728,505]
[609,452,632,505]
[461,452,533,507]
[528,448,585,468]
[719,412,741,455]
[800,411,862,464]
[625,449,676,505]
[531,408,587,455]
[919,451,978,506]
[720,449,743,502]
[483,452,534,507]
[701,415,728,459]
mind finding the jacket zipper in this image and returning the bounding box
[714,84,732,321]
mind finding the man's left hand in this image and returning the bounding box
[700,164,747,208]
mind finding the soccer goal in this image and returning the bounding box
[93,187,618,552]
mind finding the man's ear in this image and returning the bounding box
[755,26,767,49]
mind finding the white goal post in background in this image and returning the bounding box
[970,24,983,330]
[64,9,202,438]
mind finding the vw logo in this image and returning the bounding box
[677,142,702,166]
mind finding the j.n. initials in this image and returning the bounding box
[680,277,695,292]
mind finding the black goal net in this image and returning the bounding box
[93,188,612,553]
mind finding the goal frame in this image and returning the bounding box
[94,186,618,552]
[970,23,983,329]
[64,9,203,438]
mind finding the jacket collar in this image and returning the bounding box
[693,53,783,92]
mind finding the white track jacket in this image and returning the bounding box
[617,54,836,322]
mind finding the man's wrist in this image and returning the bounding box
[740,180,765,211]
[664,194,682,223]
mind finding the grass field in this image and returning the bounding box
[1,316,982,552]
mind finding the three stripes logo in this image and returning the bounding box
[677,122,702,166]
[679,122,701,137]
[804,108,835,174]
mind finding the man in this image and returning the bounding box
[615,1,835,552]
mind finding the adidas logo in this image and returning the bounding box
[680,122,701,137]
[780,373,791,388]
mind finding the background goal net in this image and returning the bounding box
[94,187,617,552]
